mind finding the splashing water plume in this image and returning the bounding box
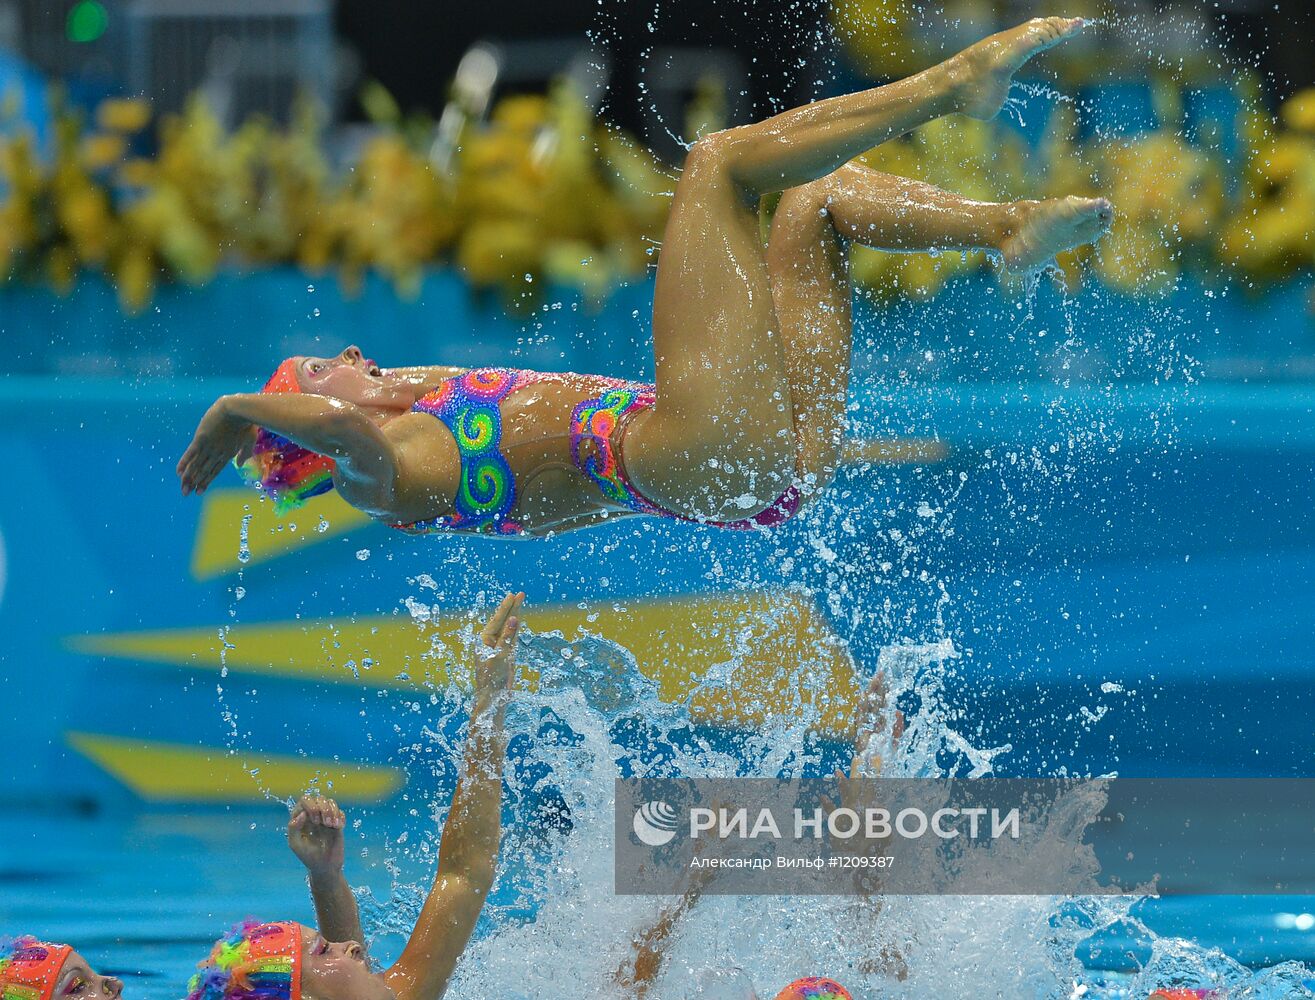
[334,605,1309,999]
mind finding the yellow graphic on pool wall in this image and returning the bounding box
[72,591,859,733]
[190,488,370,580]
[67,451,951,803]
[68,732,404,803]
[68,591,856,803]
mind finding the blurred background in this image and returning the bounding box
[3,0,1315,377]
[3,1,1315,989]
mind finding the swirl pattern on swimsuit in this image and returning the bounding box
[455,408,497,453]
[393,368,802,536]
[462,368,515,401]
[399,368,529,535]
[570,382,658,512]
[460,453,513,519]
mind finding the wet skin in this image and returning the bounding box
[54,951,123,1000]
[291,347,415,411]
[298,927,394,1000]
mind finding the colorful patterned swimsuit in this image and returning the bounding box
[392,367,802,536]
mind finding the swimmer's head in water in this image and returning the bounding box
[189,923,387,1000]
[0,937,123,1000]
[187,921,302,1000]
[772,978,852,1000]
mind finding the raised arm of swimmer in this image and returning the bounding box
[615,672,903,1000]
[383,591,523,1000]
[188,593,525,1000]
[614,867,712,999]
[289,795,365,946]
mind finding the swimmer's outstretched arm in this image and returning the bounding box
[824,672,908,981]
[824,671,904,882]
[614,870,711,999]
[383,592,524,1000]
[615,677,906,998]
[177,393,398,501]
[287,794,366,945]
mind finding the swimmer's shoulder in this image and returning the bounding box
[382,409,440,445]
[381,409,461,473]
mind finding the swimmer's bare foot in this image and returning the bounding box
[948,16,1086,121]
[1000,195,1114,272]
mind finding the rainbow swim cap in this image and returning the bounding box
[773,978,852,1000]
[1149,991,1219,999]
[187,920,303,1000]
[236,359,337,514]
[0,937,73,1000]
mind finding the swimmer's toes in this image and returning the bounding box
[1001,196,1112,272]
[1027,16,1086,53]
[956,16,1086,120]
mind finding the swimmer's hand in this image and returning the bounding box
[823,672,906,815]
[288,794,347,875]
[177,397,255,495]
[472,591,524,710]
[291,794,367,946]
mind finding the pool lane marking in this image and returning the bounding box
[69,590,861,734]
[66,731,404,804]
[189,437,947,580]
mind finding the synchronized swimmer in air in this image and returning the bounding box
[159,15,1114,1000]
[177,16,1112,538]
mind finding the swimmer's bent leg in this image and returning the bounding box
[703,16,1085,198]
[768,163,1112,496]
[628,49,976,520]
[628,18,1086,521]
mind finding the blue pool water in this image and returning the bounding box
[2,371,1313,997]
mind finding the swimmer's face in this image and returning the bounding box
[55,950,124,1000]
[293,347,412,410]
[299,929,392,1000]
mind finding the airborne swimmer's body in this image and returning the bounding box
[179,18,1109,538]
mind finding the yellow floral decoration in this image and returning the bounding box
[2,73,1314,313]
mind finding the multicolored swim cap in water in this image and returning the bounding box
[772,978,852,1000]
[1149,991,1220,999]
[236,358,337,513]
[0,937,73,1000]
[187,920,303,1000]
